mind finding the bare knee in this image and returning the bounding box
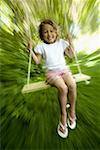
[58,85,68,95]
[69,80,76,92]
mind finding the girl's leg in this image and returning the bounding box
[62,73,76,120]
[49,77,68,130]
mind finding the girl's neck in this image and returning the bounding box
[43,39,58,44]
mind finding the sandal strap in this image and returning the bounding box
[69,116,76,122]
[59,122,67,130]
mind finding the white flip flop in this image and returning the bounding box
[68,116,76,129]
[57,122,68,138]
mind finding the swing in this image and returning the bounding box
[22,74,91,94]
[21,2,91,94]
[22,45,91,94]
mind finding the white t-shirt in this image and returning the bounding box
[34,39,69,70]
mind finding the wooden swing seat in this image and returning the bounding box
[22,73,91,94]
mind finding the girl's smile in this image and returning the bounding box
[42,24,57,44]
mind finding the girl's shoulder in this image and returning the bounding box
[36,41,44,46]
[59,39,69,46]
[34,41,45,49]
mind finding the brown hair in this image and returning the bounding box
[39,19,58,41]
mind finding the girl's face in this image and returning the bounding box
[42,24,57,44]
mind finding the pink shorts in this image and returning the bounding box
[46,68,72,84]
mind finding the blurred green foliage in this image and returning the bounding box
[0,0,100,150]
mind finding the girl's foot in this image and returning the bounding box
[68,116,76,129]
[57,122,68,138]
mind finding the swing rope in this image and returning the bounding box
[27,51,32,85]
[67,34,82,74]
[66,34,91,84]
[21,1,32,85]
[72,49,82,74]
[69,37,82,74]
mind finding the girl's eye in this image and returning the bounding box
[43,30,47,34]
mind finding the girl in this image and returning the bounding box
[28,19,77,138]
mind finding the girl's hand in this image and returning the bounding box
[27,39,33,51]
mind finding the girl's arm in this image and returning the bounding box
[64,45,74,58]
[30,51,42,64]
[28,40,42,64]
